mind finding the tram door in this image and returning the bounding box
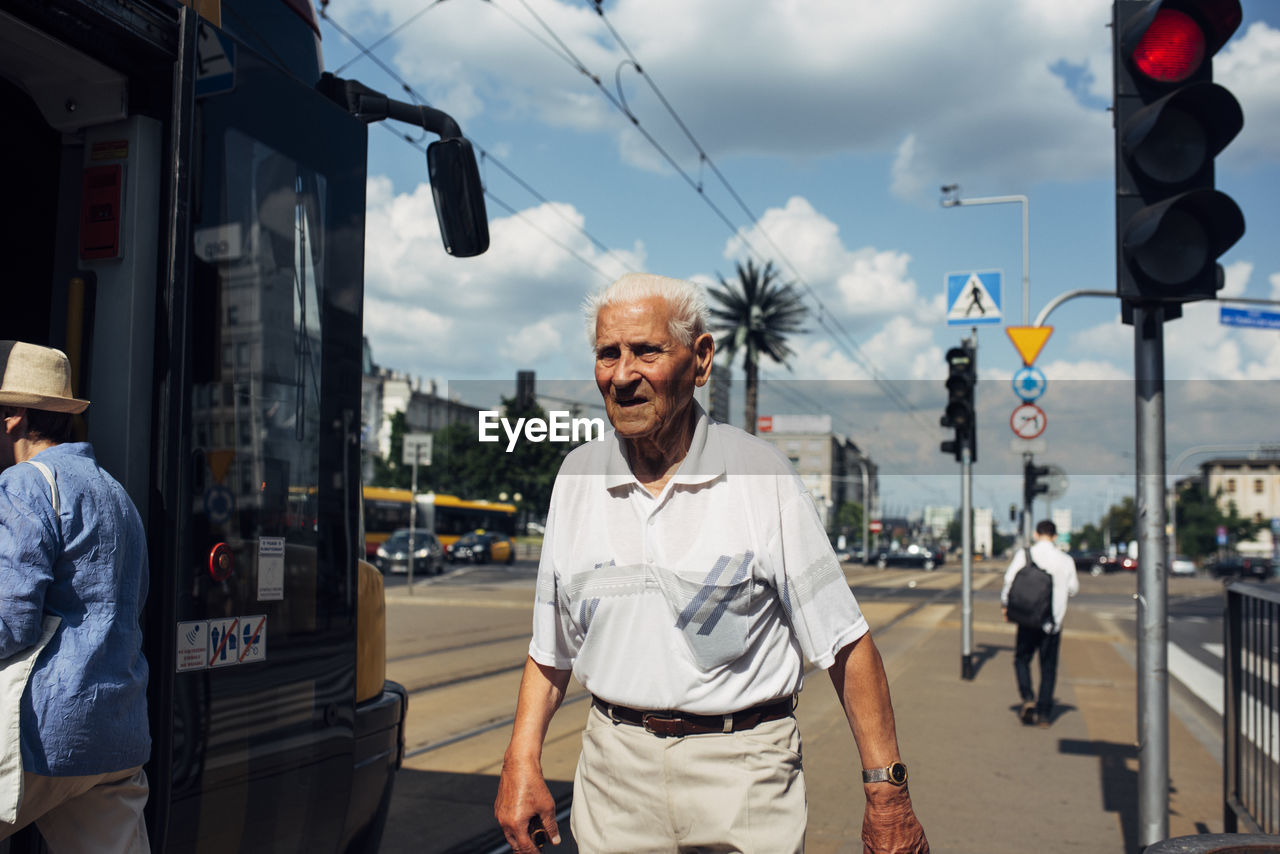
[162,26,369,851]
[3,7,371,850]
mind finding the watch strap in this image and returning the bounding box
[862,761,907,785]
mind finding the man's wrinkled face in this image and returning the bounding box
[594,297,704,442]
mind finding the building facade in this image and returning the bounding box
[1199,457,1280,556]
[359,339,481,483]
[754,413,877,532]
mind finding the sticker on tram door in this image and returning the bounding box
[208,617,240,667]
[176,621,209,672]
[238,615,267,664]
[203,616,268,668]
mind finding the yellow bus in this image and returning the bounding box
[361,487,518,557]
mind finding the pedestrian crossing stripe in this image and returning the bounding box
[945,271,1003,326]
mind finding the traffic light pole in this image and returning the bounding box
[408,449,420,596]
[1022,452,1035,545]
[960,445,974,680]
[1133,303,1169,847]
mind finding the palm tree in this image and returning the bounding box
[706,259,808,434]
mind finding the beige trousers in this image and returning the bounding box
[0,766,149,853]
[571,704,807,854]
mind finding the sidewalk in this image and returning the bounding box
[799,573,1225,854]
[381,569,1230,853]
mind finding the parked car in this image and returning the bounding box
[449,530,515,565]
[874,546,942,571]
[1170,555,1197,577]
[1069,550,1102,576]
[1096,554,1137,573]
[375,529,443,575]
[1207,554,1272,580]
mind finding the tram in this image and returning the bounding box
[0,0,487,850]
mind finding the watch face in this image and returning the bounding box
[889,762,908,785]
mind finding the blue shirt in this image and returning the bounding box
[0,443,150,776]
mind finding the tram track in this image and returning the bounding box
[387,567,975,854]
[387,631,531,665]
[396,571,960,760]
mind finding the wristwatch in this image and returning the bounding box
[862,761,908,786]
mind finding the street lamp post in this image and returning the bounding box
[940,185,1030,326]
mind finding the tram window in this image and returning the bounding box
[187,125,331,637]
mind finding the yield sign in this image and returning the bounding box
[1006,326,1053,366]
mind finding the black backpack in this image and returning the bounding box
[1006,548,1054,630]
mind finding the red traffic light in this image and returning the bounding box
[1133,9,1205,82]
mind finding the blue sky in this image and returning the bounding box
[322,0,1280,530]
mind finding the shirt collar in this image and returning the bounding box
[603,401,724,490]
[31,442,95,463]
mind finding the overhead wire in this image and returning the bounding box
[333,0,452,75]
[373,124,620,283]
[325,1,933,435]
[320,4,632,284]
[578,1,935,434]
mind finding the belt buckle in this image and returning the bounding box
[641,712,680,737]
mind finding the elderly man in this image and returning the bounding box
[495,274,928,853]
[0,341,151,851]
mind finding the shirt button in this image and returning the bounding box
[648,517,656,526]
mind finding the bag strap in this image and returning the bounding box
[22,459,59,515]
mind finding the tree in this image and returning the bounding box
[835,501,863,540]
[396,396,579,526]
[706,259,807,434]
[1175,481,1263,559]
[371,410,411,489]
[1075,523,1103,552]
[1101,496,1137,548]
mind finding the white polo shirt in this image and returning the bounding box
[529,405,868,715]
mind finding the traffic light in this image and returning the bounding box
[940,344,976,462]
[1024,461,1050,508]
[1113,0,1245,313]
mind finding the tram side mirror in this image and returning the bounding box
[427,138,490,258]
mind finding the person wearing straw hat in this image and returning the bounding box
[0,341,151,851]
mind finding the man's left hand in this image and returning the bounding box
[861,788,929,854]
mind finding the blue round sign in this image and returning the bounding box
[1012,366,1047,402]
[205,485,234,525]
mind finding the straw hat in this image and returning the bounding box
[0,341,90,414]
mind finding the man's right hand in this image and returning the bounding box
[495,757,560,852]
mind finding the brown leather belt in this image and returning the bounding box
[592,695,794,738]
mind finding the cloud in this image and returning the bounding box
[1218,22,1280,172]
[723,196,924,322]
[714,196,945,385]
[332,0,1117,199]
[501,318,567,364]
[1222,260,1253,298]
[362,175,644,379]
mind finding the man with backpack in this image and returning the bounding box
[1000,520,1079,728]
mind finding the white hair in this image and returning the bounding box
[582,272,709,349]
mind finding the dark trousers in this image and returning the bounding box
[1014,623,1062,719]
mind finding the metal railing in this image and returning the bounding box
[1224,581,1280,835]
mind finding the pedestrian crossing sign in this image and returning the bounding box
[945,271,1003,326]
